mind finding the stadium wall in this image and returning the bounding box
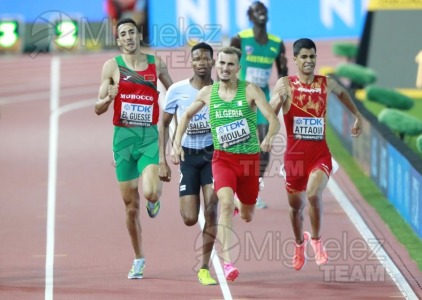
[327,91,422,239]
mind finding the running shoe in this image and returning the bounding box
[198,268,217,286]
[146,200,160,218]
[293,231,310,271]
[255,178,267,209]
[259,177,264,191]
[128,258,145,279]
[310,237,329,266]
[223,263,239,281]
[255,195,268,209]
[233,207,239,216]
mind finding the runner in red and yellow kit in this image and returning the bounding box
[271,38,363,271]
[95,18,173,279]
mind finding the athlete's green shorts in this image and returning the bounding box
[257,87,271,125]
[113,125,159,182]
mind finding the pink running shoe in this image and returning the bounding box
[233,207,239,217]
[293,231,311,271]
[223,263,239,281]
[310,237,328,266]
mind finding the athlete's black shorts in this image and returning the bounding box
[179,145,214,197]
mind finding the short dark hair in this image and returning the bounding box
[293,38,317,56]
[218,46,242,61]
[191,42,214,58]
[116,18,139,33]
[247,1,267,17]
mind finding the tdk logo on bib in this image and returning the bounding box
[193,113,206,121]
[124,104,151,112]
[219,120,245,132]
[295,117,323,126]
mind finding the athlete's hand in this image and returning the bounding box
[171,144,185,164]
[260,135,274,152]
[158,161,172,182]
[351,114,363,138]
[273,77,289,103]
[108,84,118,101]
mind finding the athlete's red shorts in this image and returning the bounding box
[282,151,332,193]
[212,150,260,205]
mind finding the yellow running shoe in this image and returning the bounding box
[198,268,217,286]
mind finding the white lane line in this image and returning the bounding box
[198,206,233,300]
[45,56,60,300]
[0,86,98,106]
[328,178,417,299]
[45,97,95,300]
[45,55,96,300]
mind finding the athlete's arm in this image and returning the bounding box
[155,57,173,90]
[249,83,281,152]
[275,41,288,77]
[172,86,210,163]
[158,111,173,181]
[270,76,289,115]
[327,76,362,137]
[95,59,118,115]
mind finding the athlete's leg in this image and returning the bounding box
[141,164,161,203]
[118,178,144,259]
[179,155,201,226]
[257,124,270,177]
[201,183,218,268]
[180,195,200,226]
[216,187,235,264]
[237,201,255,222]
[306,169,329,239]
[287,191,307,244]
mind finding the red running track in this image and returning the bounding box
[0,42,421,300]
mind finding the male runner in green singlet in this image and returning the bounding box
[172,47,280,282]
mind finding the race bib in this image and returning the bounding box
[120,102,153,126]
[216,118,250,148]
[293,117,324,140]
[246,67,271,88]
[187,112,211,135]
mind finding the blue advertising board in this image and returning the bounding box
[410,168,422,237]
[147,0,368,47]
[328,96,422,239]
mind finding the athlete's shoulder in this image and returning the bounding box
[102,58,118,74]
[267,32,282,43]
[167,78,191,93]
[238,28,254,38]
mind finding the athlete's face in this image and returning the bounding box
[117,23,141,53]
[216,52,240,83]
[249,3,268,26]
[294,48,317,75]
[191,48,214,78]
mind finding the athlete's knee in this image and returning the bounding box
[181,213,198,226]
[220,201,234,215]
[307,193,322,208]
[288,195,305,211]
[143,189,159,202]
[125,200,140,219]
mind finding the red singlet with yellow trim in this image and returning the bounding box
[113,54,160,127]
